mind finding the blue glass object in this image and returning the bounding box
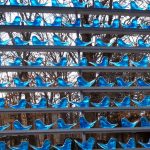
[49,57,67,66]
[69,96,90,108]
[110,55,129,67]
[79,116,96,129]
[0,39,10,45]
[30,139,51,150]
[96,39,112,47]
[65,18,81,27]
[51,0,68,7]
[24,16,42,26]
[0,82,9,87]
[77,76,95,87]
[71,57,88,66]
[29,97,47,108]
[9,99,27,109]
[75,137,95,150]
[104,19,120,28]
[45,17,62,27]
[89,56,108,67]
[97,138,117,150]
[116,77,134,87]
[4,16,21,26]
[13,77,31,87]
[123,19,138,29]
[91,96,110,108]
[137,78,150,86]
[121,117,138,128]
[53,35,70,46]
[57,118,76,129]
[140,116,150,127]
[14,37,29,45]
[9,141,29,150]
[83,19,100,28]
[131,55,149,67]
[99,116,117,128]
[13,120,32,130]
[32,36,48,45]
[113,1,127,9]
[30,0,48,6]
[9,0,24,6]
[35,75,53,87]
[0,1,5,5]
[75,38,92,46]
[0,124,10,131]
[53,138,72,150]
[130,1,143,10]
[8,57,22,66]
[27,57,43,66]
[71,0,87,8]
[35,119,54,130]
[57,77,73,87]
[141,24,150,29]
[0,98,5,109]
[117,38,133,47]
[132,96,150,107]
[94,0,108,8]
[0,141,6,150]
[52,97,68,108]
[98,76,114,87]
[138,139,150,148]
[138,39,150,47]
[114,96,131,107]
[119,138,136,149]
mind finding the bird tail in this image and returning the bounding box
[74,140,83,148]
[29,144,37,150]
[89,62,97,66]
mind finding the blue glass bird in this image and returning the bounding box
[75,137,95,150]
[53,35,70,46]
[8,57,22,66]
[57,77,74,87]
[123,19,138,29]
[71,57,88,66]
[97,138,117,150]
[104,19,120,28]
[71,0,87,8]
[0,81,9,87]
[132,96,150,107]
[29,97,47,108]
[65,18,81,27]
[99,116,117,128]
[75,38,92,46]
[79,116,96,129]
[138,39,150,47]
[77,76,95,87]
[114,96,131,107]
[138,139,150,148]
[9,0,24,6]
[30,139,51,150]
[0,141,6,150]
[130,1,143,10]
[137,78,150,86]
[24,16,42,26]
[9,141,29,150]
[147,4,150,10]
[9,99,27,109]
[131,55,149,67]
[110,55,129,67]
[0,98,5,109]
[32,36,48,45]
[98,76,114,87]
[0,124,10,131]
[94,0,108,8]
[119,138,136,149]
[117,39,133,47]
[27,57,43,66]
[53,138,72,150]
[13,120,32,130]
[69,96,90,108]
[49,57,67,66]
[57,118,76,129]
[52,97,68,108]
[30,0,48,6]
[116,77,134,87]
[113,1,127,9]
[121,117,139,128]
[14,37,29,45]
[51,0,68,7]
[4,16,21,26]
[13,77,31,87]
[0,39,10,45]
[83,19,100,28]
[140,116,150,127]
[35,119,55,130]
[91,96,110,108]
[96,39,113,47]
[45,17,62,27]
[35,75,53,87]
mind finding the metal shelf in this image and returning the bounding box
[0,6,150,17]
